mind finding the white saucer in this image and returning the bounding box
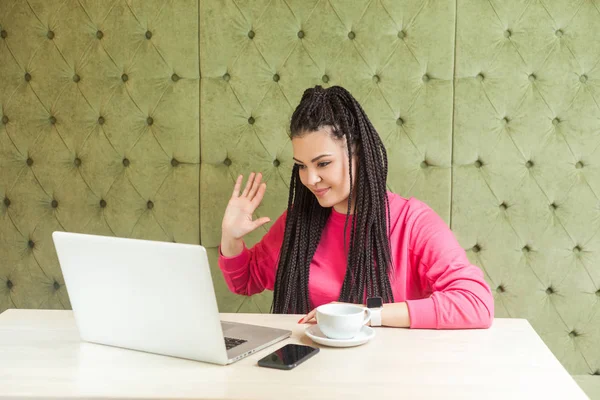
[305,325,375,348]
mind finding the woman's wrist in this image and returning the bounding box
[220,233,244,257]
[380,302,411,328]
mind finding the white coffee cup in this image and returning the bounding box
[316,303,372,340]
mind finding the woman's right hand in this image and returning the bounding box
[221,172,271,240]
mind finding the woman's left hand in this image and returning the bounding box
[297,302,362,324]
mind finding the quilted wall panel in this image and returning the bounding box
[1,0,599,394]
[453,0,600,378]
[200,0,456,314]
[0,0,200,310]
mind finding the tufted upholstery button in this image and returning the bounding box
[398,30,406,39]
[273,159,280,167]
[0,30,6,39]
[49,116,56,125]
[98,116,105,125]
[373,75,380,83]
[99,199,107,208]
[273,73,280,82]
[473,244,481,253]
[297,30,305,39]
[147,200,154,209]
[596,289,600,297]
[396,117,404,126]
[550,202,558,210]
[171,73,180,82]
[248,116,255,125]
[122,158,130,167]
[422,74,430,82]
[224,157,232,166]
[576,161,584,169]
[476,73,485,81]
[569,330,579,338]
[25,72,32,82]
[121,73,129,82]
[420,160,429,169]
[580,74,588,83]
[528,73,536,82]
[504,29,512,38]
[3,197,10,207]
[96,30,103,39]
[73,74,80,83]
[2,115,8,124]
[526,160,534,169]
[552,117,560,125]
[248,30,255,39]
[6,280,12,289]
[499,202,508,210]
[502,117,510,125]
[74,157,81,167]
[26,157,33,167]
[573,245,581,253]
[47,30,55,40]
[348,31,355,40]
[496,284,505,293]
[522,245,531,253]
[223,73,230,82]
[555,29,563,37]
[53,281,60,290]
[51,199,58,208]
[171,158,179,167]
[28,240,35,249]
[322,74,329,83]
[546,286,555,295]
[475,159,483,168]
[146,116,154,126]
[145,30,152,39]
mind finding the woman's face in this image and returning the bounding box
[291,127,358,214]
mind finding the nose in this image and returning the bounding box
[307,168,321,186]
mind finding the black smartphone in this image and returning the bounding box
[257,343,319,370]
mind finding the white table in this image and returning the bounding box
[0,309,588,399]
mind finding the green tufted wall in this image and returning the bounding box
[1,0,599,396]
[0,0,200,309]
[453,0,600,384]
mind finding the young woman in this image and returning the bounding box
[218,85,493,329]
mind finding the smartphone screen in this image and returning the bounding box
[257,344,319,370]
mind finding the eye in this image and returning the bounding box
[318,162,330,168]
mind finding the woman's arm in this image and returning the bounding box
[218,210,287,296]
[404,203,494,329]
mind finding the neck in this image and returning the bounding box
[333,190,357,214]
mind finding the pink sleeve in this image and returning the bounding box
[217,210,287,296]
[404,203,494,329]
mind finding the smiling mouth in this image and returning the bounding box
[314,188,330,197]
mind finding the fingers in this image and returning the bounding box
[248,172,262,199]
[250,181,267,209]
[231,175,243,198]
[298,309,317,324]
[241,172,255,198]
[253,216,271,230]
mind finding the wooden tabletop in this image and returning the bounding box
[0,309,588,399]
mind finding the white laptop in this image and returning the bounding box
[51,231,291,365]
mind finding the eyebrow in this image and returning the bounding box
[292,154,332,164]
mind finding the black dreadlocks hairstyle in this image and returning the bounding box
[271,85,394,314]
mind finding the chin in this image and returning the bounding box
[316,196,337,208]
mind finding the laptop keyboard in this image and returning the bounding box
[224,336,247,350]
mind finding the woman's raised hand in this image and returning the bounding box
[221,172,271,240]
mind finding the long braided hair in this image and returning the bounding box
[271,85,394,314]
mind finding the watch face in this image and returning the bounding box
[367,296,383,308]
